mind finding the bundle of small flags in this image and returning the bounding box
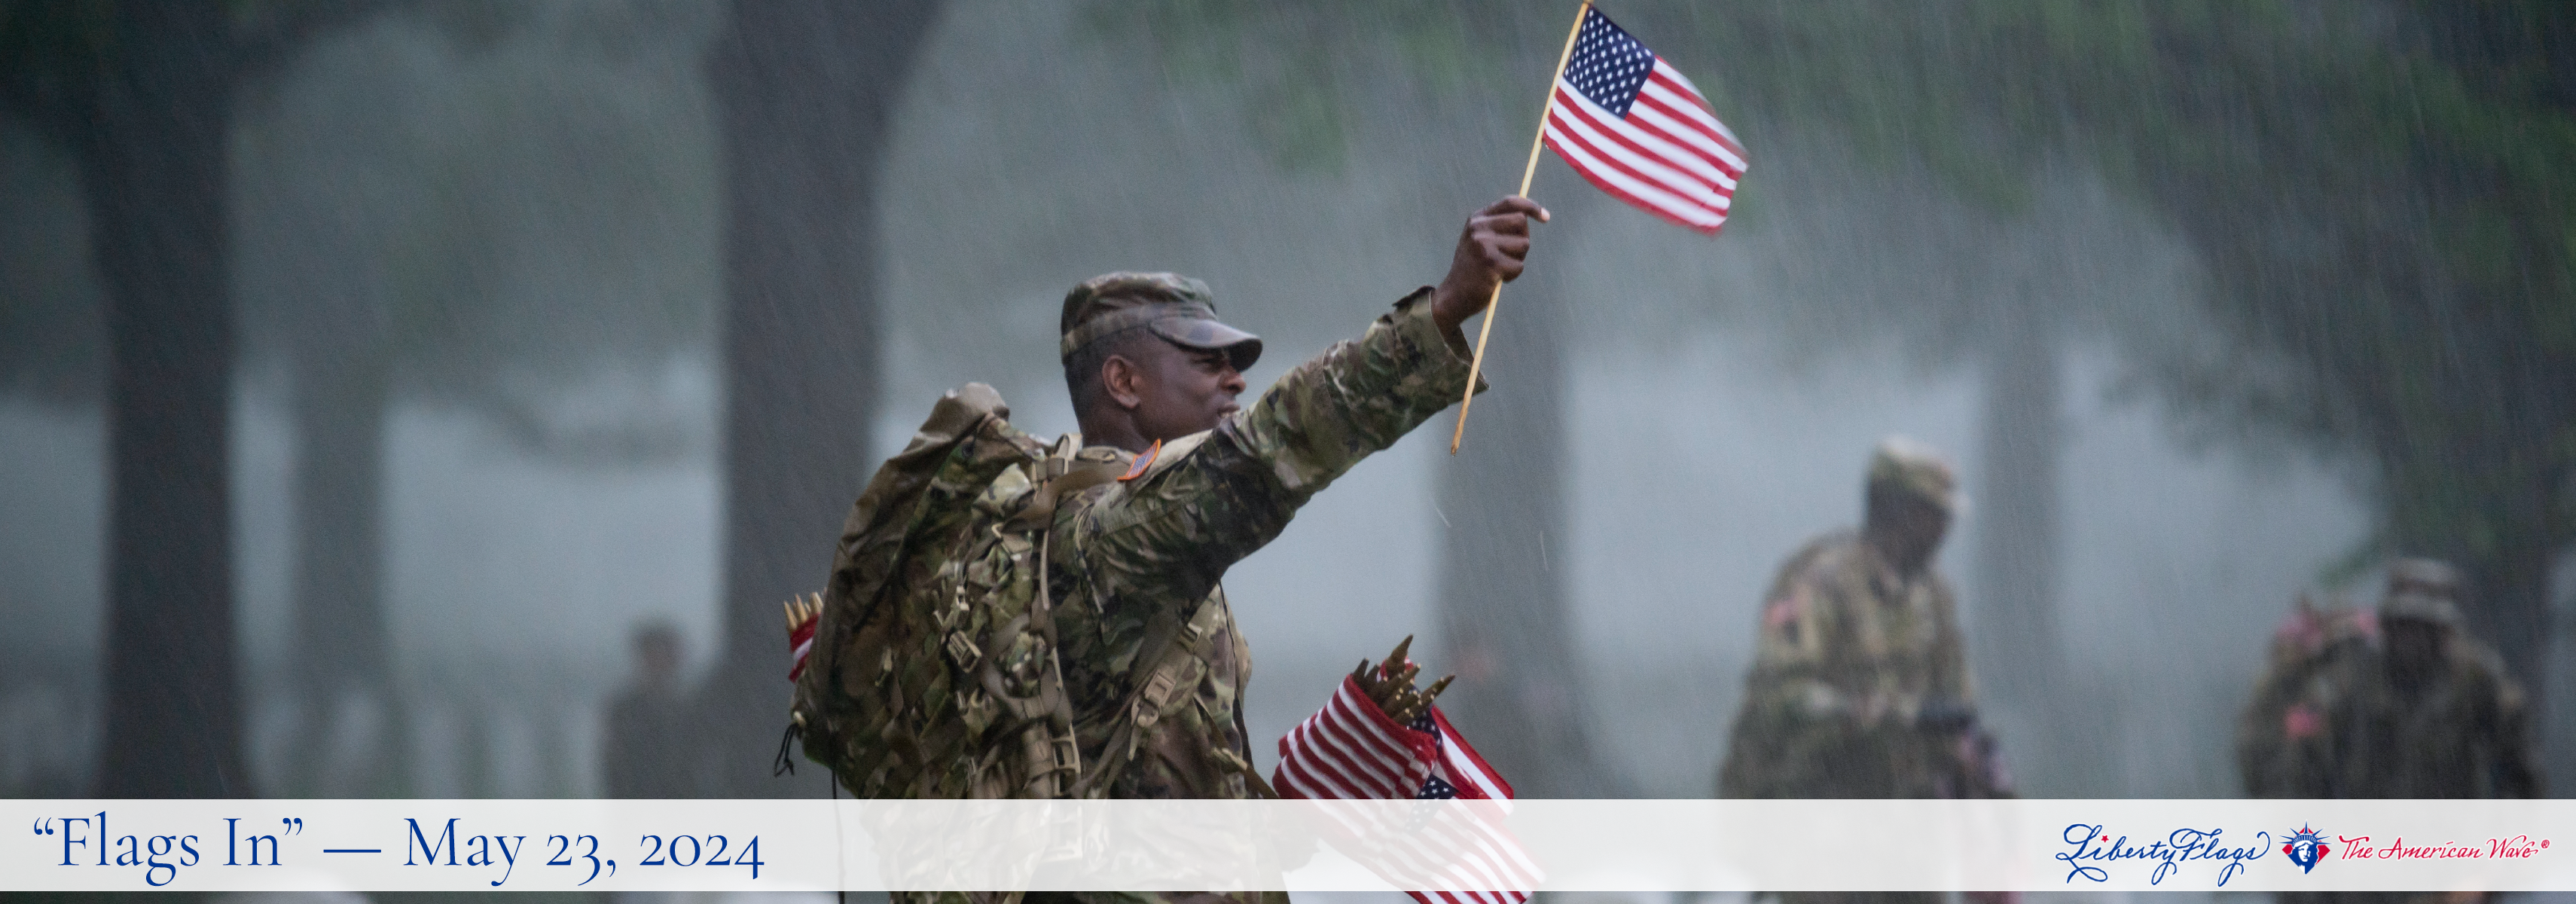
[1272,663,1539,904]
[785,592,821,683]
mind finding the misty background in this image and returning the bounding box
[5,1,2573,883]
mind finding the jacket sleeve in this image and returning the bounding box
[2492,670,2544,799]
[1717,557,1836,799]
[1062,289,1478,668]
[1737,543,1849,725]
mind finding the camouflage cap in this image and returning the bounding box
[1866,435,1959,512]
[2379,557,2465,628]
[1058,272,1263,371]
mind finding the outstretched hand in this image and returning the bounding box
[1431,197,1549,334]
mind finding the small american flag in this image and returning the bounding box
[786,593,819,683]
[1543,5,1746,234]
[1274,676,1539,904]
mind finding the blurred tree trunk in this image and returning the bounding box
[85,2,251,797]
[284,339,403,796]
[1969,314,2092,793]
[1972,319,2065,696]
[1433,220,1624,799]
[700,0,943,797]
[0,0,393,799]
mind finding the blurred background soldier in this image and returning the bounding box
[2346,558,2544,801]
[603,619,696,798]
[2245,559,2541,800]
[1718,438,2012,904]
[2245,559,2541,904]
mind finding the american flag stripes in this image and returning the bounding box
[786,593,819,683]
[1543,5,1746,234]
[1274,676,1540,904]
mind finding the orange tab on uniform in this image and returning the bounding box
[1119,438,1161,481]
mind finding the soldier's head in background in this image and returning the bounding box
[2379,557,2465,684]
[1864,436,1958,576]
[630,618,683,689]
[1059,272,1262,454]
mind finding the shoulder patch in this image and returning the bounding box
[1123,432,1213,486]
[1119,438,1161,481]
[1078,432,1217,539]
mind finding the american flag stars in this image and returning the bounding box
[1564,9,1659,117]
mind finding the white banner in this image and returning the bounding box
[4,799,2568,893]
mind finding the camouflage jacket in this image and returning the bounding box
[1718,530,1972,799]
[1044,289,1476,800]
[2239,602,2541,799]
[2306,635,2536,799]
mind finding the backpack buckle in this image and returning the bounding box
[945,631,983,670]
[1044,435,1081,480]
[1050,734,1082,789]
[1133,668,1180,728]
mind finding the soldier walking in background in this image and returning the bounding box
[2241,558,2540,800]
[603,620,697,798]
[2242,558,2540,904]
[1717,438,2013,904]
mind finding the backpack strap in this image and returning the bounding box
[1001,434,1116,527]
[1018,526,1083,797]
[1215,591,1281,800]
[1015,435,1131,798]
[1001,436,1224,800]
[1070,596,1227,798]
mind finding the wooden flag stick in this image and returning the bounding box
[1452,0,1591,455]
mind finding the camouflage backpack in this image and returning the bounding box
[789,383,1144,799]
[2237,597,2376,796]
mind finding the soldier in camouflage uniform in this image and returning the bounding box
[2247,559,2540,904]
[604,621,697,798]
[901,197,1546,904]
[2241,559,2540,802]
[1717,438,2008,904]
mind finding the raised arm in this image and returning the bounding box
[1060,196,1544,631]
[1065,289,1479,614]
